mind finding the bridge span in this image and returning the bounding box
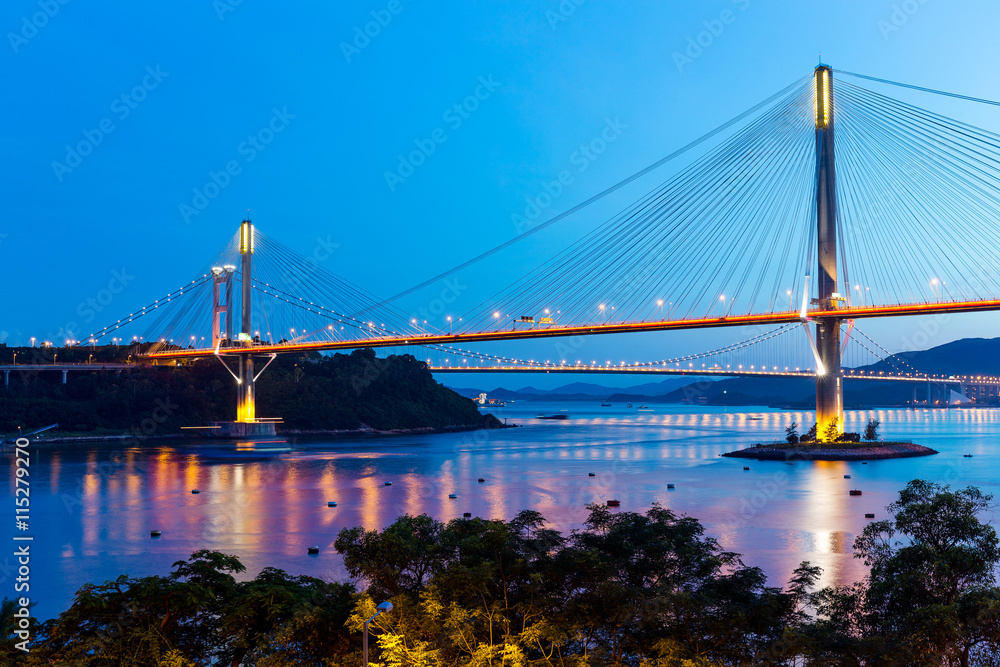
[426,364,1000,386]
[65,65,1000,434]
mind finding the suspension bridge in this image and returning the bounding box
[72,65,1000,435]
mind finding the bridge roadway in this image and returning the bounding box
[0,363,131,386]
[139,299,1000,361]
[5,362,996,387]
[0,363,132,371]
[427,365,1000,385]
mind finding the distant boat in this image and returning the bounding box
[601,399,612,406]
[537,414,569,420]
[637,404,653,412]
[626,403,633,408]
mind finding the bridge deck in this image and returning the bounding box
[427,366,1000,384]
[141,299,1000,361]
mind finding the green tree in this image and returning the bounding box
[785,421,799,444]
[802,423,818,442]
[217,568,356,666]
[864,416,881,442]
[334,513,449,600]
[558,503,817,665]
[24,550,245,665]
[809,480,1000,666]
[822,418,839,443]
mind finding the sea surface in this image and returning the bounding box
[7,403,1000,621]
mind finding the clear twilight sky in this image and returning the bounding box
[2,1,999,389]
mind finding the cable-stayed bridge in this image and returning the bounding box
[78,65,1000,435]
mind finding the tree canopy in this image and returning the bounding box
[8,480,1000,665]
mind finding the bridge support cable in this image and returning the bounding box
[84,274,215,344]
[420,321,916,379]
[454,79,818,334]
[833,78,1000,307]
[417,323,815,373]
[837,70,1000,109]
[440,66,1000,342]
[372,75,812,310]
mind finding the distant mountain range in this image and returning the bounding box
[444,337,1000,408]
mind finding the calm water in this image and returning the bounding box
[8,404,1000,620]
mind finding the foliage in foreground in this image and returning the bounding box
[5,480,1000,666]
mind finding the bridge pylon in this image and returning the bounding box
[813,64,843,437]
[211,265,235,348]
[202,218,279,437]
[237,218,256,423]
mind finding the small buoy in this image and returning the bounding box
[849,489,863,496]
[865,513,876,519]
[150,530,161,538]
[191,489,200,494]
[844,475,851,479]
[588,472,596,477]
[328,501,337,507]
[384,481,392,486]
[667,483,675,489]
[307,546,319,554]
[463,512,472,518]
[743,466,750,471]
[448,493,457,499]
[478,477,485,482]
[607,499,621,507]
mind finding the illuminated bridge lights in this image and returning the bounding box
[141,299,1000,363]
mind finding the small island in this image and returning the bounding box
[723,417,938,461]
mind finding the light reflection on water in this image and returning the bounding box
[10,403,1000,620]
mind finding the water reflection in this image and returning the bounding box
[16,404,1000,620]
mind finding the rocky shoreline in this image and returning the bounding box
[722,441,939,461]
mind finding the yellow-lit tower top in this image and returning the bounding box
[815,65,831,129]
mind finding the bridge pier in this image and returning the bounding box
[237,355,255,422]
[815,318,842,435]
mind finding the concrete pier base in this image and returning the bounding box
[209,421,277,438]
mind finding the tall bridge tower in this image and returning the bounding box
[237,218,255,422]
[203,218,278,436]
[211,265,235,348]
[814,64,843,435]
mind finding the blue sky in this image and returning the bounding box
[3,1,1000,389]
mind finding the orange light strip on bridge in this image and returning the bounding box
[142,299,1000,361]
